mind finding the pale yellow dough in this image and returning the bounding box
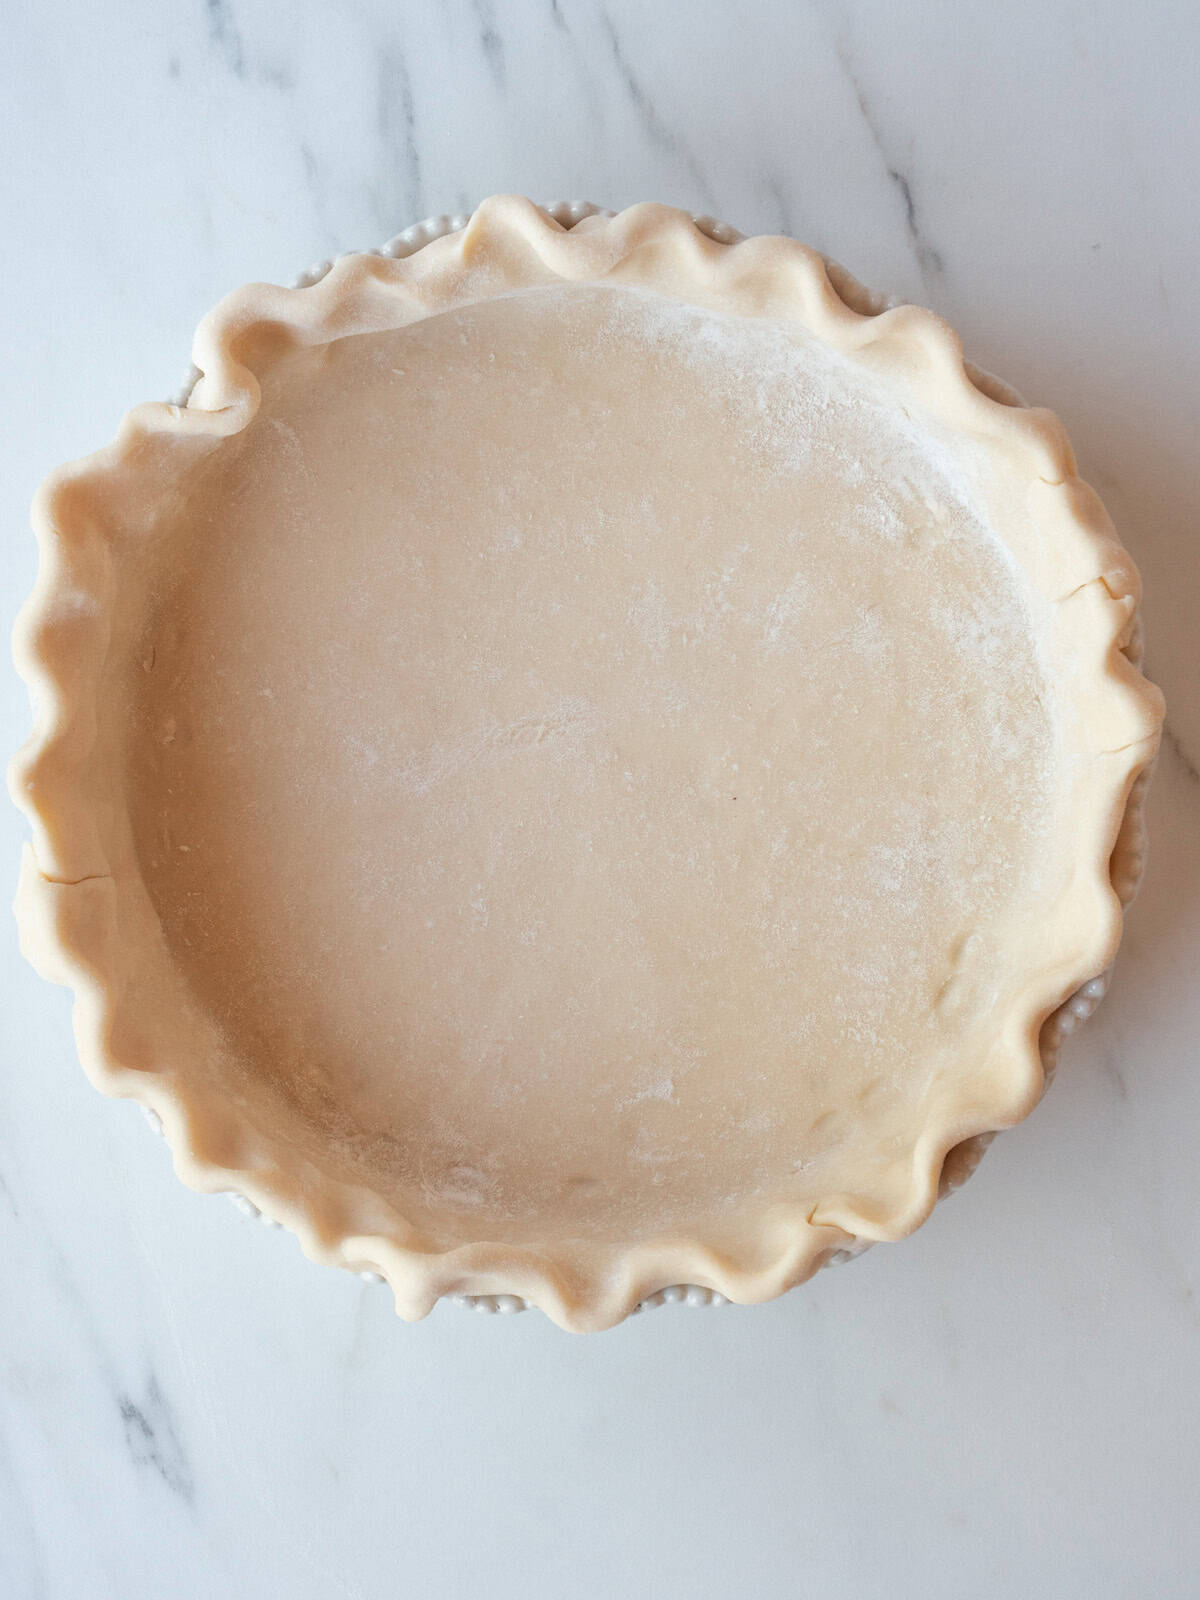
[11,199,1163,1329]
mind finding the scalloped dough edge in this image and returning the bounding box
[9,197,1163,1331]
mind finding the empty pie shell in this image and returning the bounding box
[10,197,1163,1331]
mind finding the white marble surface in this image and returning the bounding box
[2,2,1198,1596]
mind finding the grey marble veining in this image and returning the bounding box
[834,40,946,288]
[1162,721,1199,787]
[118,1376,195,1504]
[2,2,1198,1597]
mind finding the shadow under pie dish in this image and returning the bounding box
[11,197,1163,1331]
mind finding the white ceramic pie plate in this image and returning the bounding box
[135,200,1151,1319]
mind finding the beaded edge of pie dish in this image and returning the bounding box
[10,198,1163,1329]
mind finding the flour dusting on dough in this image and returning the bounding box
[129,280,1059,1239]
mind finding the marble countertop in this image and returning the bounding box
[2,2,1198,1596]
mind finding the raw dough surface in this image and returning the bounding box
[126,282,1059,1244]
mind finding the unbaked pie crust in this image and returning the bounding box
[11,198,1163,1330]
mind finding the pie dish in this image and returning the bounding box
[11,196,1163,1331]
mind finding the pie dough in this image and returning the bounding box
[10,198,1163,1330]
